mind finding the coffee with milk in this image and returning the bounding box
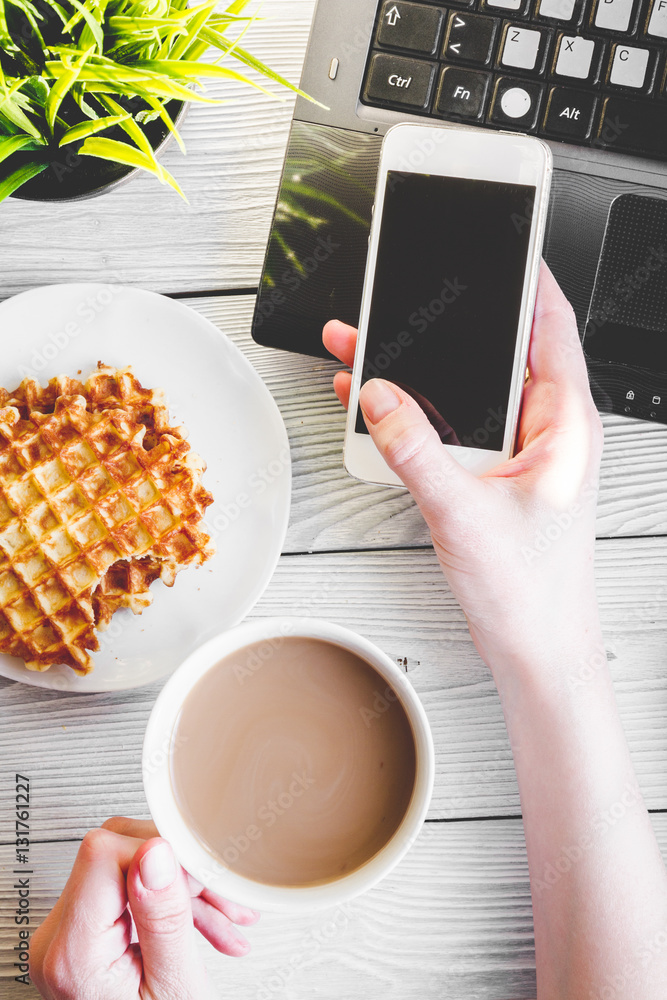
[170,636,417,887]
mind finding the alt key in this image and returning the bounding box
[542,86,597,140]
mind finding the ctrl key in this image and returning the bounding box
[363,52,436,109]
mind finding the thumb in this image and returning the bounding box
[127,838,200,996]
[358,379,476,519]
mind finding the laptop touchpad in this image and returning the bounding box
[583,194,667,375]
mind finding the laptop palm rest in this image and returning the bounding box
[252,121,381,360]
[253,123,667,427]
[582,194,667,422]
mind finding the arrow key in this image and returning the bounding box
[443,11,499,66]
[376,1,444,55]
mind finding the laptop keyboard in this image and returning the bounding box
[361,0,667,161]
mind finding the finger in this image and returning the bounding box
[527,260,590,395]
[110,906,133,949]
[191,896,251,956]
[519,262,602,445]
[323,319,357,368]
[392,381,461,446]
[199,888,260,926]
[102,816,158,840]
[101,818,258,927]
[358,378,483,522]
[333,371,351,410]
[61,828,144,930]
[126,838,200,994]
[30,828,145,994]
[183,873,259,924]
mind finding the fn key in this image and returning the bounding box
[364,52,436,109]
[436,67,490,120]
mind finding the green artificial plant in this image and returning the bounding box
[0,0,314,200]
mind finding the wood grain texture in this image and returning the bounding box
[2,816,667,1000]
[182,295,667,550]
[0,0,317,300]
[1,539,665,843]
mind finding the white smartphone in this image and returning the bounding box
[344,123,552,488]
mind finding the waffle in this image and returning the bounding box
[0,365,214,675]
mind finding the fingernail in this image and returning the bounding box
[232,930,251,955]
[359,379,401,425]
[140,842,177,891]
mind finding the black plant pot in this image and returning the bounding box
[10,98,186,203]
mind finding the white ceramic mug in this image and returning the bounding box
[143,617,435,913]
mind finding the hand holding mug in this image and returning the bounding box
[30,817,259,1000]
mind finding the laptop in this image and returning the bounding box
[252,0,667,423]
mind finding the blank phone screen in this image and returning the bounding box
[356,171,536,450]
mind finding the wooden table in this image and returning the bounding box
[1,2,667,996]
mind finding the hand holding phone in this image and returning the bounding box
[344,123,552,487]
[325,259,603,670]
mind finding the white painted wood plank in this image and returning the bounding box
[2,816,667,1000]
[181,295,667,550]
[0,1,317,299]
[0,539,665,843]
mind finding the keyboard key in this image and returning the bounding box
[443,11,499,64]
[542,85,598,136]
[485,0,521,10]
[609,43,650,86]
[489,76,543,126]
[554,34,596,77]
[500,25,545,69]
[596,96,667,155]
[435,65,491,117]
[537,0,577,21]
[363,52,436,107]
[647,0,667,37]
[376,1,444,55]
[592,0,635,33]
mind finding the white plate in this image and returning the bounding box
[0,284,291,692]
